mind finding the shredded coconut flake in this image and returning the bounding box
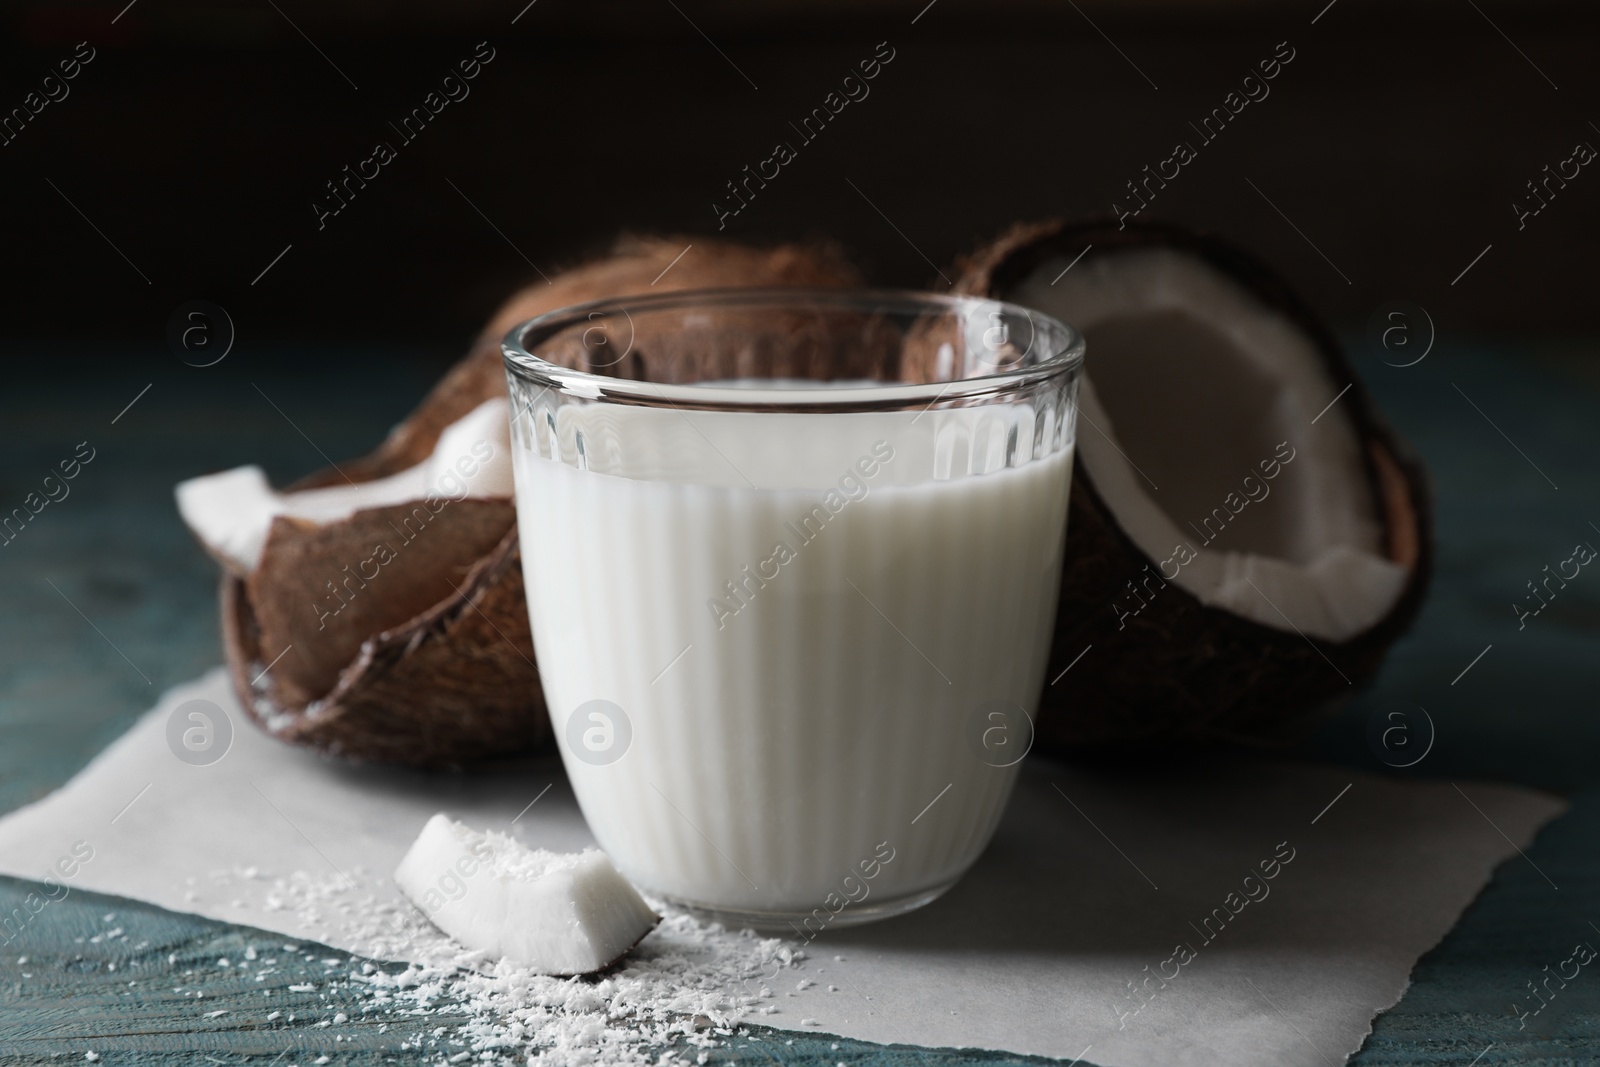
[228,865,806,1065]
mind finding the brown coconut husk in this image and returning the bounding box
[521,295,905,388]
[222,235,864,766]
[938,219,1433,749]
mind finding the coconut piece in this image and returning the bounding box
[394,813,659,976]
[178,397,517,711]
[206,235,863,766]
[932,219,1431,747]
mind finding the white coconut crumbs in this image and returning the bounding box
[211,864,807,1065]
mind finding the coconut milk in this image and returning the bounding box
[512,403,1072,920]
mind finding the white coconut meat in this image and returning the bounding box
[1010,247,1407,642]
[175,396,514,575]
[394,814,660,975]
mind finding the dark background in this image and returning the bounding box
[3,0,1598,366]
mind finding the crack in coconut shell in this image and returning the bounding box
[933,218,1433,749]
[218,235,864,766]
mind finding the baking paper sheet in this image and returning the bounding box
[0,670,1565,1066]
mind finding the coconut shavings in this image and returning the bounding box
[215,864,803,1065]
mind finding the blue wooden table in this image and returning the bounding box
[2,339,1597,1064]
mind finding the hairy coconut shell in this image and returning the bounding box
[944,219,1433,749]
[220,235,863,766]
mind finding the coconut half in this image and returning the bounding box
[942,220,1431,747]
[187,236,864,766]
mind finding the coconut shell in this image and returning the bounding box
[247,499,518,706]
[526,299,905,386]
[225,524,541,765]
[220,235,863,766]
[942,219,1433,749]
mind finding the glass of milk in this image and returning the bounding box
[503,290,1083,931]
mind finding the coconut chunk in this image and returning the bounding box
[394,814,660,976]
[939,218,1432,748]
[1009,246,1407,641]
[176,398,513,574]
[196,236,862,767]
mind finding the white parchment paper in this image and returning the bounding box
[0,669,1565,1066]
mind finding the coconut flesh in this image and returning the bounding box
[1008,246,1409,642]
[176,397,514,576]
[394,813,660,976]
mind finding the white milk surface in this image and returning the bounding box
[512,402,1073,919]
